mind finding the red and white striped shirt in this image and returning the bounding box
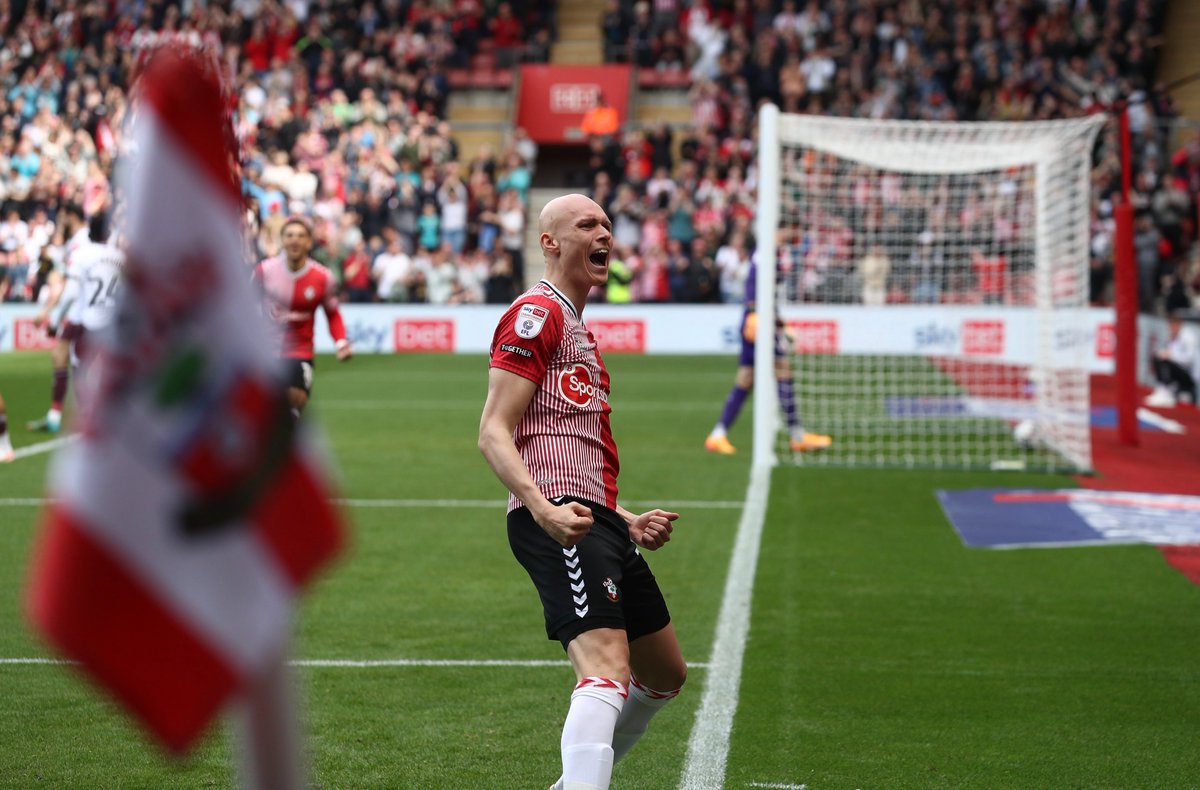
[255,256,347,359]
[489,280,620,513]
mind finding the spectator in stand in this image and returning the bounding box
[498,188,527,287]
[342,237,375,303]
[373,231,415,303]
[581,91,621,140]
[859,244,891,306]
[485,251,517,304]
[489,2,524,68]
[715,231,750,305]
[438,180,469,254]
[426,243,459,305]
[1146,313,1199,408]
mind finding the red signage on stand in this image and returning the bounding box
[517,65,633,144]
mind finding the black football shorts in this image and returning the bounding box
[507,496,671,649]
[285,358,315,395]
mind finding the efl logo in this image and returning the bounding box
[1095,322,1116,358]
[961,320,1005,356]
[14,319,55,351]
[590,320,645,353]
[550,83,600,113]
[393,319,454,352]
[558,363,608,407]
[787,320,839,354]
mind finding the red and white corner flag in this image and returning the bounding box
[25,48,345,753]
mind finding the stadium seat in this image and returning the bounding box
[661,70,691,88]
[492,68,513,89]
[637,69,661,89]
[447,68,472,89]
[471,68,497,89]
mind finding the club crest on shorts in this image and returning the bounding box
[515,303,549,339]
[602,577,620,602]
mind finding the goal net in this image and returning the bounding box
[752,106,1106,472]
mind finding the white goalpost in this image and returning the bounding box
[753,105,1106,472]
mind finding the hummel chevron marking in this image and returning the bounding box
[563,547,577,557]
[571,581,585,592]
[574,606,589,617]
[573,593,587,606]
[568,569,582,581]
[565,558,580,569]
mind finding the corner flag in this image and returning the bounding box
[24,48,345,753]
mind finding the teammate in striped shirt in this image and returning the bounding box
[479,194,686,790]
[254,217,351,417]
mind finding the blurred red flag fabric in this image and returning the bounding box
[25,48,345,753]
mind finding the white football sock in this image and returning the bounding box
[557,677,626,790]
[612,677,681,763]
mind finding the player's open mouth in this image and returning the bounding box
[589,249,609,267]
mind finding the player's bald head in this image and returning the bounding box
[538,193,602,236]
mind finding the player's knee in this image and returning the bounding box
[735,368,754,389]
[288,387,308,413]
[636,656,687,692]
[660,658,687,691]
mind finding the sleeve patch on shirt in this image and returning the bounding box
[515,303,549,339]
[500,343,533,358]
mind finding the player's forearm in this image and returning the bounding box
[325,307,348,345]
[477,427,552,519]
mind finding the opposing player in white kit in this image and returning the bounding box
[0,391,14,462]
[28,204,90,433]
[60,226,125,376]
[478,194,687,790]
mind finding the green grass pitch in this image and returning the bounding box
[0,351,1197,788]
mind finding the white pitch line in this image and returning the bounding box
[748,783,808,789]
[679,461,772,790]
[338,498,743,510]
[0,657,711,669]
[11,435,76,460]
[0,497,743,510]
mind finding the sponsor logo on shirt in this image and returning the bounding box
[516,303,548,339]
[394,319,454,352]
[500,343,532,358]
[559,363,608,407]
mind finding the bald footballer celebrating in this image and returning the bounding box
[478,194,687,790]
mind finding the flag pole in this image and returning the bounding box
[235,646,307,790]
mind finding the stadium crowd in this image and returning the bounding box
[591,0,1198,313]
[0,0,1197,315]
[0,0,550,306]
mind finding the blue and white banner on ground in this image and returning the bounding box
[938,488,1200,549]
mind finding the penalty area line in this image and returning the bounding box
[679,461,773,790]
